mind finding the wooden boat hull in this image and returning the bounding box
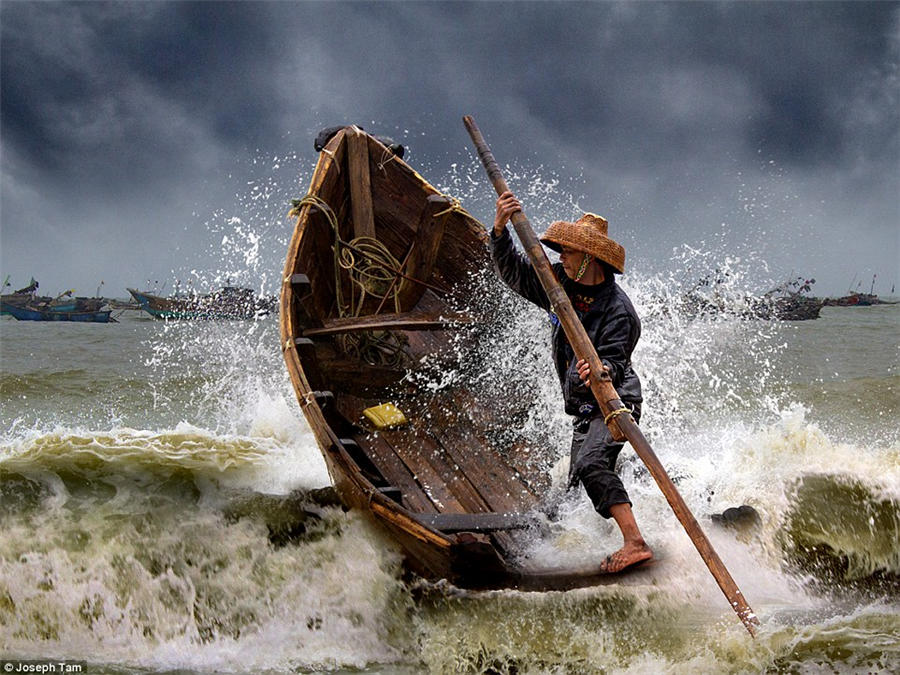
[765,295,824,321]
[127,289,206,319]
[824,293,888,306]
[2,295,74,314]
[280,127,649,591]
[128,287,273,320]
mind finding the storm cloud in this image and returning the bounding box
[2,1,897,297]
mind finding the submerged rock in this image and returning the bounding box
[710,504,761,531]
[223,487,344,548]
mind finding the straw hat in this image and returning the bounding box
[540,213,626,273]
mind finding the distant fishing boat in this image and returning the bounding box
[127,285,275,320]
[1,279,112,321]
[0,302,114,323]
[0,295,32,315]
[38,291,105,313]
[682,273,823,321]
[758,277,824,320]
[1,278,44,315]
[825,274,897,306]
[760,295,824,320]
[824,292,878,307]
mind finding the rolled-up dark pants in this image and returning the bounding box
[568,403,641,518]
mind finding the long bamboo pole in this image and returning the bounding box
[463,115,759,637]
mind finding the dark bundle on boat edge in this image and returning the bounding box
[279,126,652,591]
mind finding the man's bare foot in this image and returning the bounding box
[599,541,653,573]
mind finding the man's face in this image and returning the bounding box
[559,246,585,280]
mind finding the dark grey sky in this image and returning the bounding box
[2,1,897,298]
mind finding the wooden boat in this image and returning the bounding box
[825,293,898,306]
[0,293,33,315]
[768,295,824,320]
[1,301,113,323]
[681,275,824,321]
[2,278,39,314]
[825,275,898,307]
[759,277,823,320]
[127,286,275,320]
[280,126,651,591]
[2,281,108,316]
[1,279,60,315]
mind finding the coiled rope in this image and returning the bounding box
[290,195,406,367]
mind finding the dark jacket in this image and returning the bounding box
[491,228,643,416]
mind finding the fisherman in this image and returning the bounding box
[491,191,652,573]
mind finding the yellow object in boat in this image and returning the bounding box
[363,403,408,429]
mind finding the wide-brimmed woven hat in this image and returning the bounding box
[540,213,626,273]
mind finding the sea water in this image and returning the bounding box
[1,176,898,673]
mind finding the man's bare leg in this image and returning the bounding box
[600,502,653,573]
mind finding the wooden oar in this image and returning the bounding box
[463,115,760,637]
